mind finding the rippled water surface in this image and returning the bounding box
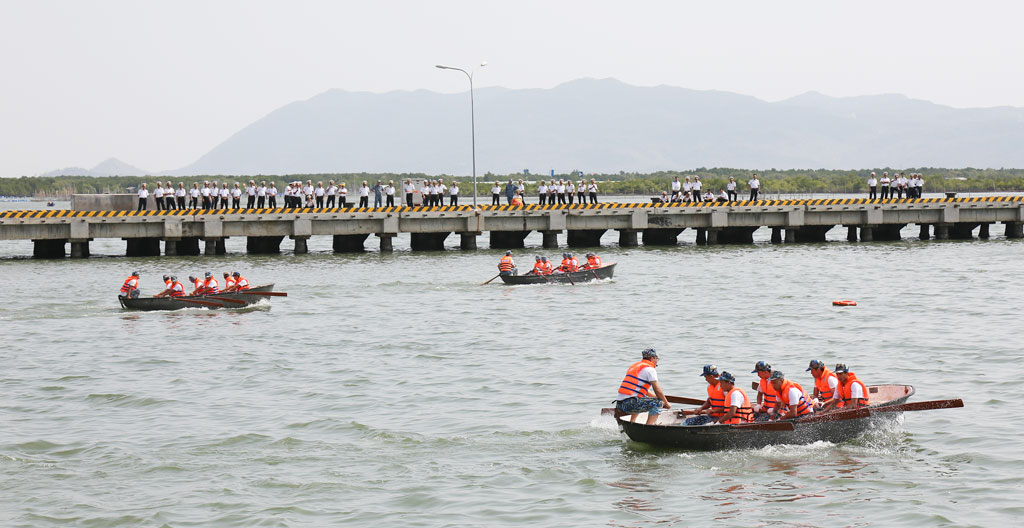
[2,202,1023,527]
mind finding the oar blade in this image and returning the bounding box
[666,395,706,406]
[872,398,964,413]
[237,291,287,296]
[208,296,247,305]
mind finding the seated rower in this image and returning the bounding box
[232,271,249,291]
[751,360,777,420]
[119,271,141,299]
[188,275,202,296]
[581,252,602,270]
[154,274,173,297]
[168,276,186,297]
[682,364,724,425]
[497,251,517,276]
[201,271,219,295]
[823,363,870,410]
[560,253,579,273]
[613,348,670,425]
[540,256,554,275]
[222,272,236,292]
[529,255,544,275]
[715,371,753,424]
[806,359,839,410]
[769,370,814,420]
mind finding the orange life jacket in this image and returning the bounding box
[235,276,249,290]
[778,380,813,416]
[191,278,203,295]
[498,256,515,272]
[722,387,754,424]
[707,382,726,418]
[618,360,656,398]
[758,377,778,411]
[224,277,236,290]
[169,281,185,297]
[541,261,554,274]
[585,255,601,269]
[814,367,838,402]
[532,261,545,274]
[838,373,869,406]
[120,276,138,294]
[511,196,523,206]
[203,277,218,295]
[568,257,579,272]
[164,279,172,290]
[560,258,571,270]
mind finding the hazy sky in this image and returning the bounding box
[2,0,1022,177]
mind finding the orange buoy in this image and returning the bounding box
[832,300,857,306]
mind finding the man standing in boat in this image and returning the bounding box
[614,348,670,425]
[497,251,517,276]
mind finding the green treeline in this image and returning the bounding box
[3,168,1024,198]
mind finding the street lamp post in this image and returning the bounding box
[436,62,486,207]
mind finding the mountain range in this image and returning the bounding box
[43,79,1024,176]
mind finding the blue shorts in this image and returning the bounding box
[615,397,662,415]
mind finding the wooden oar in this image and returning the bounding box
[666,395,706,406]
[732,421,794,432]
[174,298,224,308]
[870,398,964,413]
[793,407,870,424]
[208,296,247,305]
[236,291,288,297]
[480,274,500,286]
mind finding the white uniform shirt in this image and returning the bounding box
[671,180,681,191]
[247,185,256,197]
[538,184,548,194]
[727,181,736,191]
[880,177,890,186]
[138,188,149,199]
[220,188,230,199]
[231,187,242,198]
[387,185,396,196]
[749,178,760,189]
[338,186,346,197]
[405,183,415,193]
[314,186,325,197]
[326,185,336,196]
[257,185,267,197]
[267,186,277,197]
[449,185,457,196]
[693,179,702,191]
[588,183,598,193]
[682,181,692,192]
[557,184,565,193]
[359,186,370,197]
[615,365,658,401]
[201,186,211,197]
[153,186,164,198]
[868,177,877,187]
[438,184,447,195]
[190,188,200,198]
[491,185,500,194]
[175,187,186,197]
[568,183,575,193]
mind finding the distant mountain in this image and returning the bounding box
[40,158,149,177]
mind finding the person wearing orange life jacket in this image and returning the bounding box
[683,364,725,425]
[222,272,236,292]
[566,253,579,272]
[769,370,814,420]
[806,359,840,410]
[715,371,754,424]
[751,361,778,419]
[581,252,602,270]
[613,348,670,424]
[168,276,186,297]
[540,256,554,275]
[528,255,545,275]
[119,271,141,298]
[824,363,870,410]
[232,271,249,291]
[153,274,175,297]
[201,271,219,295]
[497,251,517,276]
[188,275,203,296]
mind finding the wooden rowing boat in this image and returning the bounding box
[500,263,616,285]
[614,384,962,450]
[118,284,278,311]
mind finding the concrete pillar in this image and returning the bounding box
[717,227,758,244]
[695,229,707,245]
[705,229,719,245]
[919,224,930,240]
[205,238,218,255]
[618,229,639,247]
[176,237,201,256]
[334,234,369,252]
[542,231,560,248]
[847,226,858,242]
[1005,222,1023,238]
[949,223,979,240]
[70,240,90,258]
[784,229,797,243]
[489,231,530,249]
[934,224,950,240]
[459,232,477,250]
[860,226,874,242]
[216,238,226,255]
[126,238,161,257]
[293,236,309,254]
[567,229,605,248]
[246,236,284,254]
[164,239,178,256]
[641,228,684,246]
[411,232,449,251]
[379,234,395,252]
[793,225,833,243]
[33,239,66,259]
[979,223,990,239]
[874,224,904,241]
[771,227,782,244]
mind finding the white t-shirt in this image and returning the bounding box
[438,184,447,195]
[693,180,702,191]
[683,181,692,192]
[671,180,681,191]
[749,178,760,189]
[728,389,746,408]
[268,186,277,197]
[247,186,256,196]
[190,188,200,198]
[359,186,370,197]
[880,177,890,186]
[491,185,500,194]
[405,183,415,193]
[727,181,736,191]
[556,184,565,193]
[784,386,804,406]
[615,366,658,401]
[175,188,185,197]
[568,184,575,193]
[848,381,865,400]
[449,185,458,196]
[386,185,396,196]
[201,187,211,197]
[258,185,267,197]
[588,183,598,193]
[138,188,148,199]
[538,184,548,194]
[314,187,325,197]
[338,186,346,196]
[231,188,242,198]
[220,188,230,199]
[327,185,336,196]
[153,187,164,198]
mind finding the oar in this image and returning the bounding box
[174,298,224,308]
[208,296,247,305]
[666,395,706,406]
[871,399,964,413]
[732,421,794,431]
[793,407,870,424]
[236,291,288,297]
[481,274,501,286]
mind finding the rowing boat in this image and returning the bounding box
[500,263,616,285]
[118,284,278,311]
[615,384,957,450]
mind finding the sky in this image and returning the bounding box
[2,0,1022,177]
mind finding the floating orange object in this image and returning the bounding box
[833,300,857,306]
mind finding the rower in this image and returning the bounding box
[222,272,236,292]
[154,274,173,298]
[497,251,517,276]
[581,252,602,270]
[202,271,219,295]
[566,253,579,272]
[555,253,570,274]
[232,271,249,291]
[188,275,202,296]
[683,364,724,425]
[119,271,141,299]
[769,371,814,420]
[825,363,870,410]
[751,360,778,419]
[613,347,670,425]
[529,255,544,275]
[168,276,186,297]
[806,359,839,410]
[540,256,554,275]
[715,371,753,424]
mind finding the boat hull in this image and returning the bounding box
[500,263,616,285]
[617,384,915,450]
[118,284,276,311]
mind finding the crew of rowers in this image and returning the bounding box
[118,270,251,298]
[496,251,602,276]
[615,348,868,425]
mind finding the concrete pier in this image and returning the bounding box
[33,239,65,259]
[411,232,449,251]
[949,222,979,240]
[919,224,930,240]
[642,228,683,245]
[979,223,990,239]
[567,229,605,247]
[379,234,395,252]
[247,236,283,254]
[70,240,90,258]
[618,229,639,247]
[771,227,783,244]
[459,232,477,250]
[846,225,858,242]
[1006,222,1023,238]
[176,237,200,256]
[126,237,160,257]
[542,231,559,248]
[490,230,529,249]
[334,234,369,252]
[292,236,309,254]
